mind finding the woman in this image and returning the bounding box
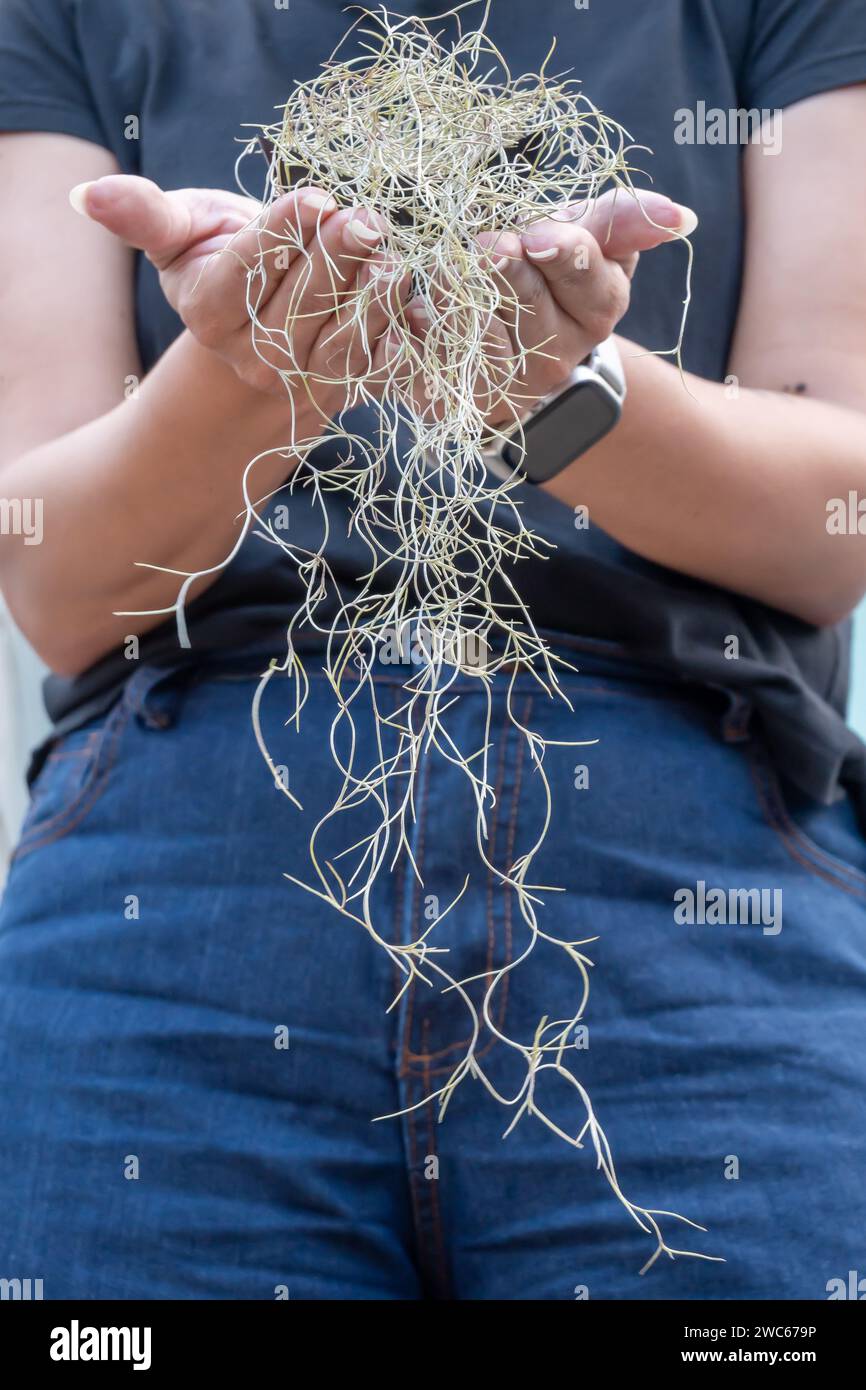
[0,0,865,1300]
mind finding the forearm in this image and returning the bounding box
[545,337,866,626]
[0,331,301,674]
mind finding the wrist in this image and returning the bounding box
[482,338,626,483]
[183,333,295,443]
[482,361,581,439]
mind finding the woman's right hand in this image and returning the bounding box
[69,175,406,416]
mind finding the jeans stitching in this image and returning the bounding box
[403,703,519,1075]
[748,746,866,899]
[423,1027,451,1297]
[404,1077,426,1281]
[13,697,132,861]
[399,746,432,1078]
[503,696,532,1003]
[484,711,510,1026]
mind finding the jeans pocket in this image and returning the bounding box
[11,661,200,864]
[748,742,866,901]
[13,698,131,862]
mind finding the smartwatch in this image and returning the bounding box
[482,336,626,484]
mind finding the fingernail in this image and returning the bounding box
[524,244,559,262]
[651,199,699,235]
[345,218,385,246]
[409,299,431,322]
[673,205,699,236]
[69,181,95,217]
[299,189,337,213]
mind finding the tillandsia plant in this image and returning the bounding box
[139,1,713,1274]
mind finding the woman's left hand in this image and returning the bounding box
[392,188,697,430]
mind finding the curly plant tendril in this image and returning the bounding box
[122,2,715,1275]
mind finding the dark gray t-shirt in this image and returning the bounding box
[2,0,866,820]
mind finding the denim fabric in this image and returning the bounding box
[0,650,864,1300]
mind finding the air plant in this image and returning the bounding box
[138,1,713,1275]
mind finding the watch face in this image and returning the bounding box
[502,380,621,482]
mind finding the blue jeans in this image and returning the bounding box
[0,647,864,1300]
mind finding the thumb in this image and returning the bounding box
[577,189,698,262]
[69,175,194,268]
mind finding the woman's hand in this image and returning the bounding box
[396,189,697,429]
[70,177,692,432]
[69,175,408,418]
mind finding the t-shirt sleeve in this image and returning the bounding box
[741,0,866,112]
[0,0,107,146]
